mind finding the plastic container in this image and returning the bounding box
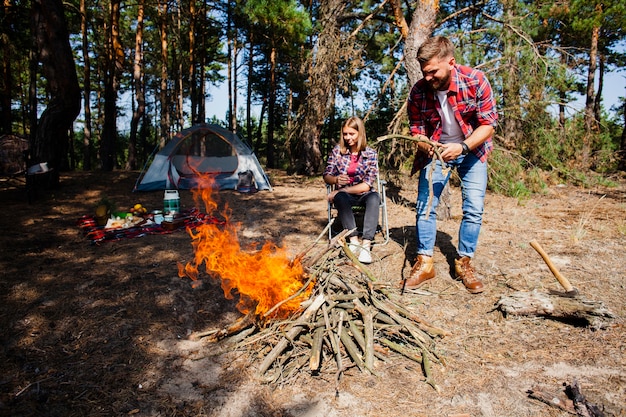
[163,190,180,214]
[152,210,164,225]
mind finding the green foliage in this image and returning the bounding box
[487,148,545,199]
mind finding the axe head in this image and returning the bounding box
[548,287,580,298]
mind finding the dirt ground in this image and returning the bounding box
[1,169,625,417]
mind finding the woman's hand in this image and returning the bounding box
[336,174,350,187]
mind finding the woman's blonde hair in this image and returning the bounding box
[339,116,367,153]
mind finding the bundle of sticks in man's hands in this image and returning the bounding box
[194,230,449,389]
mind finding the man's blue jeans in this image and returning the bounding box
[415,152,487,258]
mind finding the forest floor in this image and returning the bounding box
[0,168,625,417]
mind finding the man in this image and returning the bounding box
[401,36,498,294]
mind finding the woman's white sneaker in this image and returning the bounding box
[358,247,372,264]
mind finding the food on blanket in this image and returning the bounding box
[130,203,148,215]
[105,218,125,229]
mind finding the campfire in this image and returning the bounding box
[177,174,448,388]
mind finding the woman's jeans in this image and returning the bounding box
[415,152,487,258]
[334,191,380,241]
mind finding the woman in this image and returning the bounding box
[323,116,380,264]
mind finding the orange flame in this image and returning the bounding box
[178,173,312,319]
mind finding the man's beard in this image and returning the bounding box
[428,72,450,91]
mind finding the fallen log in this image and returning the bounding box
[495,290,614,329]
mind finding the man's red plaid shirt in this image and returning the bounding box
[407,64,498,162]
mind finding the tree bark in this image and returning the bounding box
[267,46,277,168]
[1,0,12,134]
[582,21,600,169]
[127,0,145,170]
[404,0,438,88]
[100,0,123,171]
[500,0,522,150]
[31,0,80,172]
[593,53,604,125]
[159,0,169,148]
[80,0,92,170]
[618,100,626,171]
[246,30,254,148]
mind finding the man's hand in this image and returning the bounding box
[439,142,465,162]
[416,135,435,156]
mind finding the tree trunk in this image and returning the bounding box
[404,0,438,88]
[267,47,277,168]
[175,5,184,131]
[582,22,600,168]
[159,0,169,148]
[246,30,254,147]
[127,0,145,170]
[188,0,197,124]
[80,0,92,170]
[100,0,123,171]
[226,0,237,133]
[197,0,206,124]
[500,0,522,150]
[291,0,343,175]
[31,0,81,172]
[618,100,626,171]
[593,53,604,125]
[1,0,12,135]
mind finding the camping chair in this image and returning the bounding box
[326,171,390,245]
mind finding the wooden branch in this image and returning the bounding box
[309,327,324,371]
[421,347,440,392]
[378,337,422,364]
[354,298,376,371]
[190,308,256,341]
[302,229,352,269]
[322,303,344,374]
[339,324,367,373]
[257,294,326,375]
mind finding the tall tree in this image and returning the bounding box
[127,0,145,170]
[1,0,15,134]
[291,0,342,174]
[244,0,311,168]
[158,0,169,148]
[31,0,80,171]
[79,0,93,170]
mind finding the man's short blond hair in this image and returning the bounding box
[417,36,455,64]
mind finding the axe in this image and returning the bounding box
[529,240,579,297]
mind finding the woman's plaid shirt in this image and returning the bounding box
[323,146,379,191]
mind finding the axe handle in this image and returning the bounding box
[529,240,575,292]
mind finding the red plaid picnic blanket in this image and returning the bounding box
[77,208,224,244]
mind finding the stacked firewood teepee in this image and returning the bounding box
[193,229,449,389]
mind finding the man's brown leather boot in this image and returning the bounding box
[454,256,484,294]
[401,255,435,289]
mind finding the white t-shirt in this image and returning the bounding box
[436,90,464,144]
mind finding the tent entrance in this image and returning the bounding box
[171,130,239,176]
